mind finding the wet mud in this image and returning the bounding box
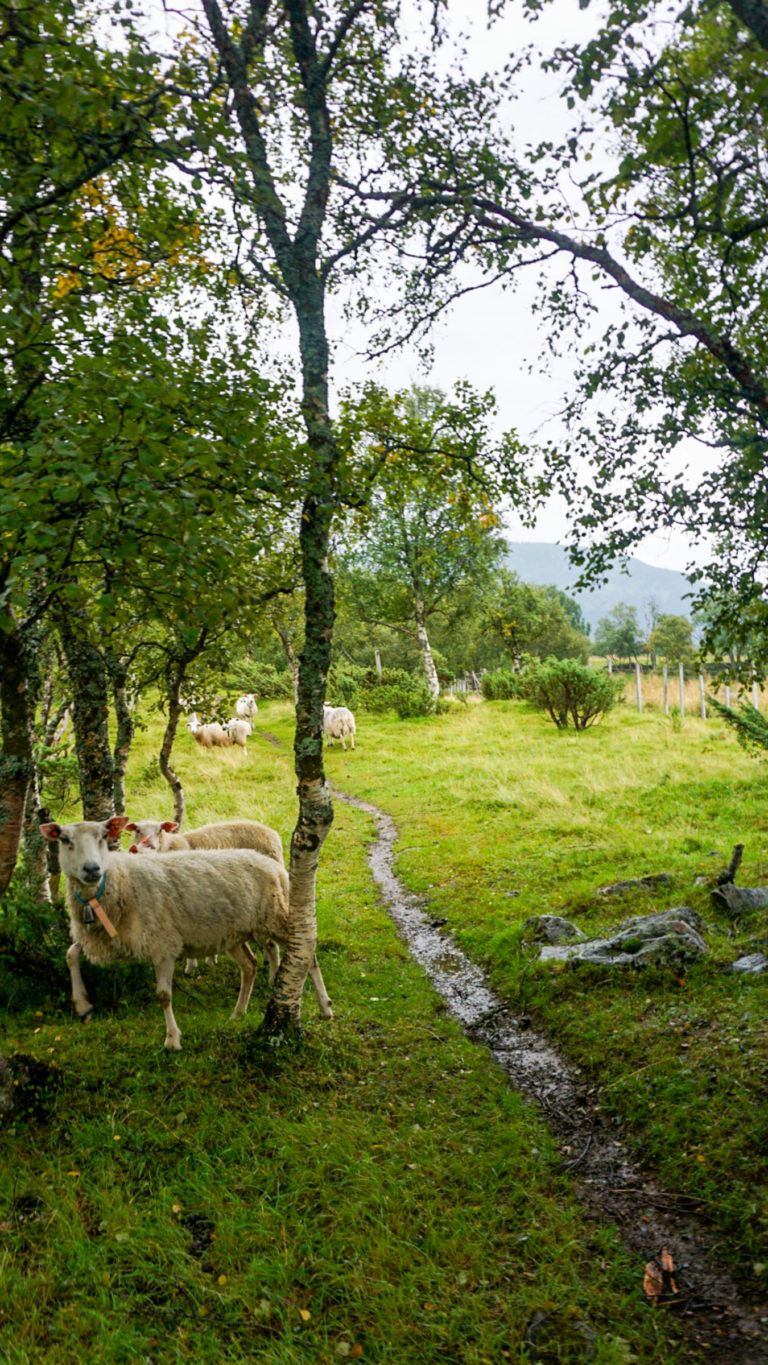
[331,785,768,1364]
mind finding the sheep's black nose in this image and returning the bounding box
[81,862,100,882]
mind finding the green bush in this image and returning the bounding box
[229,661,294,699]
[481,668,523,700]
[519,658,623,730]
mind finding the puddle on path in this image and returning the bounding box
[331,784,768,1364]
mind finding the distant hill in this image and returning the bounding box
[504,542,695,636]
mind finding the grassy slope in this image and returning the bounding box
[308,694,768,1275]
[0,696,762,1363]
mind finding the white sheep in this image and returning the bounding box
[124,817,283,863]
[323,702,357,751]
[226,717,251,750]
[236,693,258,720]
[125,819,285,973]
[187,713,232,749]
[41,816,332,1050]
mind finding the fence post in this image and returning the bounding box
[663,662,669,716]
[753,681,760,710]
[699,673,706,719]
[725,682,731,709]
[679,662,685,717]
[635,661,643,713]
[607,658,612,675]
[374,650,382,680]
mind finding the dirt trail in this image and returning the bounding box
[330,783,768,1365]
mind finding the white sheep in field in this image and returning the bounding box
[40,816,332,1050]
[226,717,251,750]
[187,714,232,749]
[124,817,285,975]
[323,702,356,751]
[236,693,258,720]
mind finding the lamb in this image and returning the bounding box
[187,713,232,749]
[41,816,332,1050]
[236,693,258,720]
[323,702,357,751]
[226,717,251,750]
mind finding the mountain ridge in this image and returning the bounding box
[504,542,695,635]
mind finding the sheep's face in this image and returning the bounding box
[40,817,129,886]
[124,819,179,853]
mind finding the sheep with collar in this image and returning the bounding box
[41,816,332,1050]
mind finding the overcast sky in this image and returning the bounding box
[329,2,704,578]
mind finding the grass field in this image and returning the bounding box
[1,689,767,1363]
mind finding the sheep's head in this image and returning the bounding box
[40,817,130,885]
[124,819,179,853]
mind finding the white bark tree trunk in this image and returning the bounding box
[415,600,440,699]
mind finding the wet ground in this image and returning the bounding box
[331,784,768,1365]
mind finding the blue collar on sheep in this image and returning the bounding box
[72,873,119,939]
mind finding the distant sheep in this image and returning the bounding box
[187,713,232,749]
[41,817,332,1050]
[323,702,356,751]
[226,717,251,750]
[236,694,258,720]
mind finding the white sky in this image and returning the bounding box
[329,1,705,576]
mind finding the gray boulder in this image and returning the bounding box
[724,953,768,976]
[539,907,708,967]
[523,915,586,945]
[597,873,674,897]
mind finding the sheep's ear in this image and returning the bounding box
[160,821,179,833]
[104,816,130,838]
[40,823,61,842]
[124,822,138,832]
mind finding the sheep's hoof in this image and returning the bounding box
[79,1007,94,1024]
[164,1036,182,1051]
[320,1003,334,1020]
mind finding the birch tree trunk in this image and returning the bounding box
[57,610,115,820]
[273,611,301,704]
[0,617,35,899]
[415,598,440,699]
[106,653,134,817]
[160,660,188,828]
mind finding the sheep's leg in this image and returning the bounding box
[340,735,347,751]
[66,941,94,1021]
[263,938,280,984]
[229,942,258,1019]
[184,957,198,975]
[308,952,333,1019]
[350,733,355,750]
[154,956,182,1050]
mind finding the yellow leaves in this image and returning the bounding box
[643,1245,678,1300]
[51,272,82,299]
[299,1307,312,1321]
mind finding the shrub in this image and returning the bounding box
[481,669,523,700]
[519,659,623,730]
[229,662,294,699]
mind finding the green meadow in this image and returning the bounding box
[1,692,767,1364]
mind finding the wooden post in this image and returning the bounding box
[753,681,760,710]
[725,682,731,709]
[374,650,382,680]
[607,657,613,675]
[635,661,643,713]
[679,662,685,717]
[699,673,706,719]
[663,662,669,716]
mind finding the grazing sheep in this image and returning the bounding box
[41,816,332,1050]
[323,702,357,751]
[226,717,251,750]
[187,713,232,749]
[236,693,258,720]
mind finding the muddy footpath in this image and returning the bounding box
[331,784,768,1365]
